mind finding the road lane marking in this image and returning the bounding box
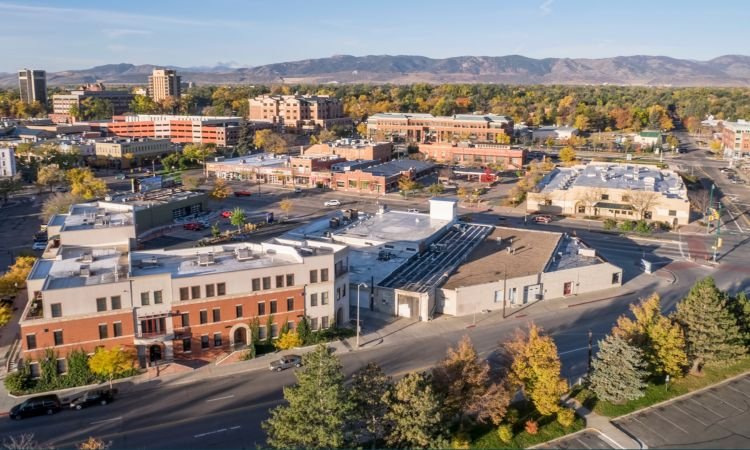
[558,345,597,356]
[230,426,241,430]
[90,416,122,425]
[194,428,227,438]
[206,394,235,402]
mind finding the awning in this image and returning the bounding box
[594,202,633,210]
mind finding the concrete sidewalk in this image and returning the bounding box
[562,396,642,449]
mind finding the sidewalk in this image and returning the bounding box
[562,396,642,449]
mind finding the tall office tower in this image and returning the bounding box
[148,69,181,102]
[18,69,47,105]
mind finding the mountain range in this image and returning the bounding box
[3,54,750,87]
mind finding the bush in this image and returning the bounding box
[557,408,576,428]
[4,363,31,395]
[634,220,652,234]
[524,420,539,435]
[619,220,635,232]
[497,424,513,443]
[603,218,618,230]
[450,431,470,449]
[0,305,11,327]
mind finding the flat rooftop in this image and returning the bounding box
[105,188,205,208]
[362,159,434,177]
[35,246,129,290]
[207,153,289,168]
[62,203,134,232]
[333,210,450,246]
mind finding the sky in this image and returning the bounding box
[2,0,749,72]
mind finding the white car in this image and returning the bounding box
[324,199,341,207]
[32,241,47,251]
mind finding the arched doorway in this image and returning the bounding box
[233,327,247,350]
[149,344,162,363]
[336,307,344,327]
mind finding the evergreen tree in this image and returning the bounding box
[348,362,393,447]
[296,316,311,345]
[263,345,350,448]
[730,292,750,347]
[384,372,445,448]
[674,278,746,370]
[589,334,648,404]
[235,122,255,155]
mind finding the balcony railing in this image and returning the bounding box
[24,296,44,320]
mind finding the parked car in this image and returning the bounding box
[183,223,203,231]
[324,199,341,207]
[533,214,552,224]
[70,389,117,410]
[220,210,233,218]
[234,190,252,197]
[32,241,47,251]
[9,395,62,420]
[114,174,126,180]
[269,355,302,372]
[294,187,303,194]
[407,208,421,213]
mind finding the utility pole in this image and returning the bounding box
[587,329,593,375]
[713,202,723,262]
[706,183,715,234]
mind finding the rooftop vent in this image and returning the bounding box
[80,265,91,277]
[81,251,94,263]
[197,253,216,266]
[235,247,254,261]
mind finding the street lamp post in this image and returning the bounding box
[356,283,367,348]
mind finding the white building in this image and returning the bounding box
[532,126,579,142]
[0,147,17,177]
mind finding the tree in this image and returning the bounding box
[279,198,293,219]
[87,347,134,389]
[0,177,22,204]
[229,207,246,233]
[0,305,11,327]
[36,164,66,192]
[589,334,648,404]
[236,122,255,155]
[210,178,231,200]
[495,133,511,144]
[78,437,111,450]
[730,292,750,346]
[384,371,445,448]
[41,192,81,222]
[709,139,723,154]
[627,189,660,220]
[674,277,746,370]
[2,433,44,450]
[505,323,567,416]
[182,144,216,168]
[356,122,368,138]
[274,331,303,350]
[574,114,590,131]
[348,362,393,446]
[317,129,337,143]
[66,168,107,200]
[613,294,688,378]
[0,256,37,294]
[296,316,311,345]
[398,175,420,198]
[426,183,444,197]
[255,130,288,154]
[263,345,350,448]
[559,146,577,163]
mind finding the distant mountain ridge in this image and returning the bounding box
[3,54,750,87]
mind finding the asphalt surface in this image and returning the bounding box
[536,429,616,449]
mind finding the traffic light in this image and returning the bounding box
[717,238,723,248]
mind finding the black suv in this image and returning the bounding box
[70,388,117,410]
[9,395,62,420]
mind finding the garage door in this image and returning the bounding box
[397,294,417,318]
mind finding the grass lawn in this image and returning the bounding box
[470,405,585,449]
[573,356,750,418]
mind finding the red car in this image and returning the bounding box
[183,223,203,231]
[532,215,552,224]
[220,211,232,218]
[234,190,252,197]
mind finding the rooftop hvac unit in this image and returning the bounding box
[80,265,91,277]
[235,248,253,261]
[81,251,94,263]
[197,253,216,266]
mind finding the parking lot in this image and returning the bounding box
[536,429,615,449]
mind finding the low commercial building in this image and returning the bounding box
[206,153,292,184]
[0,147,17,177]
[248,94,351,130]
[527,162,690,227]
[367,113,513,143]
[418,142,526,169]
[94,138,172,168]
[721,120,750,160]
[331,159,435,194]
[51,84,134,124]
[289,154,345,186]
[304,139,393,162]
[633,130,666,148]
[531,126,579,142]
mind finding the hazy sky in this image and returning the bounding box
[2,0,748,72]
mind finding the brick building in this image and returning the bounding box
[367,113,513,143]
[418,142,526,169]
[331,159,435,194]
[721,120,750,159]
[248,94,351,130]
[304,139,393,162]
[51,84,134,124]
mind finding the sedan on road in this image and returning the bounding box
[533,214,552,224]
[70,389,117,410]
[324,199,341,207]
[183,223,204,231]
[269,355,302,372]
[234,190,252,197]
[220,211,233,218]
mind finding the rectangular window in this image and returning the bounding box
[310,293,318,307]
[270,300,277,314]
[668,210,677,217]
[252,278,260,291]
[205,284,215,298]
[309,270,318,283]
[50,303,62,318]
[214,332,222,347]
[311,317,319,330]
[96,297,107,312]
[98,324,108,339]
[191,286,200,299]
[217,283,226,296]
[321,316,329,329]
[286,297,294,311]
[286,274,294,286]
[276,275,284,288]
[29,362,40,379]
[258,302,266,316]
[342,285,346,297]
[201,335,209,349]
[321,292,329,305]
[180,287,189,301]
[612,272,621,284]
[140,292,150,306]
[200,310,208,324]
[153,290,163,304]
[601,194,609,200]
[53,330,63,346]
[26,334,36,350]
[262,277,271,290]
[182,338,192,352]
[320,268,329,282]
[212,308,221,322]
[56,359,67,375]
[271,323,279,338]
[181,312,190,327]
[113,322,122,337]
[259,325,267,340]
[235,305,243,318]
[287,320,295,331]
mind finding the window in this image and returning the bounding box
[56,359,67,375]
[141,292,150,306]
[217,283,226,296]
[621,195,631,202]
[644,211,653,219]
[50,303,62,318]
[578,205,586,214]
[235,305,243,318]
[321,292,329,305]
[311,317,319,330]
[53,330,63,346]
[181,312,190,327]
[113,322,122,337]
[182,338,192,352]
[321,316,329,329]
[26,334,36,350]
[201,335,209,349]
[601,194,609,200]
[258,302,266,316]
[286,297,294,311]
[270,300,277,314]
[276,275,284,288]
[668,210,677,217]
[96,297,107,312]
[271,323,279,338]
[153,290,163,304]
[262,277,271,290]
[310,293,318,307]
[200,310,208,324]
[321,268,329,282]
[252,278,260,291]
[612,272,621,284]
[287,320,295,331]
[336,287,341,300]
[191,286,200,299]
[212,308,221,322]
[179,287,189,301]
[214,332,222,347]
[286,274,294,286]
[29,362,40,379]
[205,284,215,298]
[342,285,346,297]
[98,324,108,339]
[258,326,267,340]
[309,270,318,283]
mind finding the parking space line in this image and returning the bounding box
[672,403,708,426]
[705,391,743,412]
[688,397,724,419]
[628,416,667,446]
[653,409,688,434]
[575,437,592,449]
[726,384,750,400]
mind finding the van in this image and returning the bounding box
[9,394,62,420]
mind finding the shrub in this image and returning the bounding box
[4,363,31,395]
[634,220,652,234]
[557,408,576,428]
[619,220,635,232]
[497,425,513,443]
[603,218,617,230]
[450,431,470,449]
[524,420,539,435]
[0,305,11,327]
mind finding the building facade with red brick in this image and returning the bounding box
[367,113,513,143]
[418,143,527,169]
[304,139,393,163]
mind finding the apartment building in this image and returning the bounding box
[148,69,181,102]
[418,142,526,169]
[304,139,393,162]
[367,113,513,143]
[18,69,47,105]
[20,203,349,370]
[527,162,690,227]
[248,94,351,130]
[51,84,134,124]
[0,147,17,177]
[94,138,171,168]
[721,120,750,159]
